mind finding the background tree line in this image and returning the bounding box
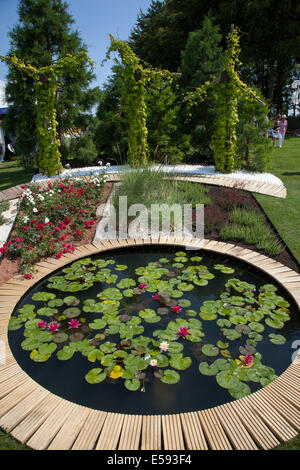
[2,0,300,171]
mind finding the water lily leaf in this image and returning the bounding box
[52,332,68,343]
[63,307,81,319]
[216,340,229,349]
[157,308,169,316]
[177,299,192,307]
[199,362,218,376]
[160,369,180,384]
[8,318,23,331]
[269,333,286,345]
[216,371,241,389]
[199,311,217,321]
[89,319,107,330]
[202,344,219,357]
[115,265,128,271]
[48,299,64,308]
[169,354,192,370]
[186,309,197,317]
[63,296,80,306]
[57,345,76,360]
[100,341,117,354]
[222,329,241,340]
[98,288,123,301]
[213,358,231,371]
[193,279,208,286]
[88,349,104,362]
[239,344,256,355]
[167,342,184,354]
[37,307,58,317]
[249,322,265,333]
[235,324,251,334]
[21,337,41,351]
[69,332,84,342]
[38,342,57,355]
[217,319,232,328]
[32,292,56,302]
[30,349,51,362]
[228,382,251,399]
[124,378,140,391]
[117,278,136,289]
[85,368,106,384]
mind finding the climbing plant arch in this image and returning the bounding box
[104,35,179,166]
[0,51,93,176]
[186,26,265,173]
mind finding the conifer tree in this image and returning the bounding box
[3,0,98,166]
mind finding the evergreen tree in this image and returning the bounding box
[179,15,224,161]
[4,0,99,166]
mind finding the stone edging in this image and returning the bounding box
[0,237,299,450]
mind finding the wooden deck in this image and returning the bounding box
[0,173,287,202]
[0,238,299,450]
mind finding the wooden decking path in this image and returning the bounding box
[0,237,299,450]
[0,173,287,202]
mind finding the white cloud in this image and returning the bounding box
[0,80,8,107]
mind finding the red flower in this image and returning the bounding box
[172,305,182,314]
[68,319,81,329]
[177,327,190,339]
[37,320,47,328]
[48,322,59,332]
[152,293,160,300]
[138,283,147,290]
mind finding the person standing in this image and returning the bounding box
[0,117,5,165]
[279,114,288,148]
[272,114,281,147]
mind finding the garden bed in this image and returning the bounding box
[0,180,113,286]
[204,185,299,273]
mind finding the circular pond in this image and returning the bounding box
[8,246,300,415]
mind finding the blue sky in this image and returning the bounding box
[0,0,153,97]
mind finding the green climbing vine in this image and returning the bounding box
[104,35,178,166]
[185,27,265,173]
[1,51,93,176]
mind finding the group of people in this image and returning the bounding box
[269,114,288,148]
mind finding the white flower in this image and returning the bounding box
[159,341,169,352]
[23,216,29,223]
[32,207,38,213]
[98,160,103,166]
[106,162,110,167]
[44,217,50,224]
[37,194,44,201]
[149,359,157,367]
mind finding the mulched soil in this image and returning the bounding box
[205,185,299,273]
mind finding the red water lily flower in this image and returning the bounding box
[172,305,182,314]
[37,320,47,328]
[138,283,147,290]
[68,319,81,329]
[152,293,160,300]
[48,322,59,332]
[177,327,190,339]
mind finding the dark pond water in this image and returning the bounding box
[8,246,300,415]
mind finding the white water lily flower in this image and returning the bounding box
[149,359,158,367]
[159,341,169,352]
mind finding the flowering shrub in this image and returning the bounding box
[219,188,250,210]
[1,172,107,274]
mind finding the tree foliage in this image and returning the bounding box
[3,0,99,166]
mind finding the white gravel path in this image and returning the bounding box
[31,164,284,187]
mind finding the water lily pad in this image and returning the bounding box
[85,368,106,384]
[69,332,84,342]
[199,362,218,376]
[124,378,141,391]
[202,344,219,357]
[52,332,68,343]
[100,341,117,354]
[222,329,241,340]
[216,340,229,349]
[63,307,81,318]
[216,370,240,389]
[160,369,180,384]
[269,333,286,345]
[169,354,192,370]
[248,322,265,333]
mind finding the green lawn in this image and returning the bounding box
[0,160,36,192]
[255,136,300,261]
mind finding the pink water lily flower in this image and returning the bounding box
[48,322,59,332]
[172,305,182,314]
[68,319,81,329]
[37,320,47,328]
[152,293,160,300]
[244,354,254,366]
[177,327,190,339]
[138,283,147,290]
